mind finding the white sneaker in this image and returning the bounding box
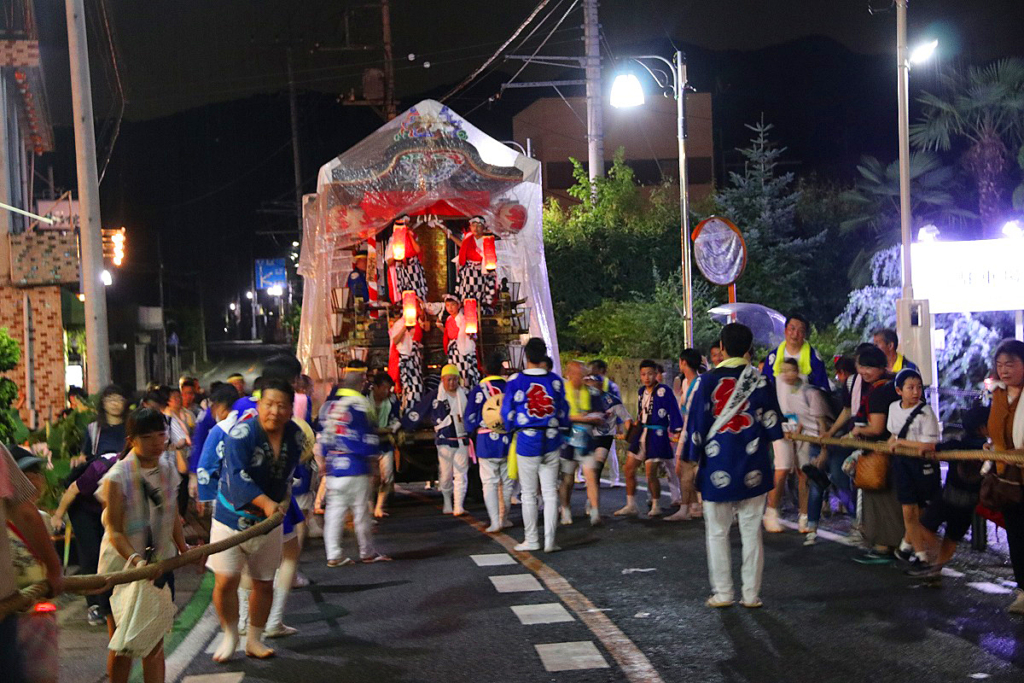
[613,504,638,517]
[559,507,573,525]
[763,507,783,533]
[514,541,541,552]
[798,514,810,533]
[804,531,817,546]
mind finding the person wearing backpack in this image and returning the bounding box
[886,369,941,567]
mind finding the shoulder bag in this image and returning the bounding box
[854,403,925,491]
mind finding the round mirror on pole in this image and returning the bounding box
[692,216,746,301]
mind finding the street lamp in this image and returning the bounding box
[229,302,237,311]
[245,291,254,300]
[100,269,112,286]
[611,51,694,346]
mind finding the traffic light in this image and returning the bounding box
[101,227,126,266]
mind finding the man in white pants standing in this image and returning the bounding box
[682,323,785,609]
[316,365,390,566]
[502,338,569,553]
[432,364,471,515]
[464,354,513,532]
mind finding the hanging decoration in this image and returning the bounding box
[392,224,408,261]
[402,290,417,327]
[482,236,497,271]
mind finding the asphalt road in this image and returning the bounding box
[165,482,1024,683]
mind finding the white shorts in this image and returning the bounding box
[773,440,810,471]
[560,452,599,475]
[206,519,283,581]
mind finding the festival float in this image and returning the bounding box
[296,100,558,477]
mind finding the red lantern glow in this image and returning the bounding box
[403,290,417,327]
[392,225,407,261]
[482,236,497,271]
[464,299,479,335]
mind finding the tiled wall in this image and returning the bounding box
[0,285,66,425]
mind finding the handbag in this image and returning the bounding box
[979,465,1023,511]
[108,556,175,657]
[854,403,926,491]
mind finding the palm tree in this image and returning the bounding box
[910,58,1024,235]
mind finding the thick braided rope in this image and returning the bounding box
[786,433,1024,466]
[0,511,283,618]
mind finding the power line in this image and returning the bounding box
[440,0,556,103]
[501,0,580,92]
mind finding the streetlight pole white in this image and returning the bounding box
[611,51,693,346]
[896,0,914,301]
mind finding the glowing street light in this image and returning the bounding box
[245,291,254,300]
[229,302,237,311]
[609,73,645,109]
[100,270,112,286]
[910,39,939,65]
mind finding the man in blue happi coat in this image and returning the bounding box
[683,323,785,609]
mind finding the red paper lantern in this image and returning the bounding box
[403,290,417,327]
[464,299,479,335]
[392,225,407,261]
[497,201,528,231]
[482,236,497,271]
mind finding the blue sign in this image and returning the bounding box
[255,258,287,289]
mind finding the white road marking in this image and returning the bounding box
[471,553,517,567]
[182,674,245,683]
[941,567,965,578]
[621,567,656,575]
[166,606,222,682]
[490,574,544,593]
[511,602,575,625]
[535,641,610,671]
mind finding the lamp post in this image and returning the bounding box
[611,51,694,346]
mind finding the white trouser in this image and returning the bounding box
[518,450,560,547]
[703,493,767,604]
[324,475,375,560]
[479,457,513,527]
[438,444,470,510]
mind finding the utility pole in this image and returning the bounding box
[287,49,304,235]
[381,0,397,120]
[896,0,913,301]
[65,0,110,392]
[583,0,604,181]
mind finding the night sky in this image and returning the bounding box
[25,0,1024,338]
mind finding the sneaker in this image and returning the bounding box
[705,595,734,608]
[853,550,894,565]
[1007,590,1024,615]
[264,624,298,638]
[514,541,541,552]
[798,514,810,533]
[893,546,915,563]
[762,507,783,533]
[86,605,105,627]
[803,531,817,546]
[905,564,941,579]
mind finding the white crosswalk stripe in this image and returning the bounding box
[511,602,575,625]
[489,574,544,592]
[534,641,610,671]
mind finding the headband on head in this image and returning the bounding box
[344,365,366,374]
[441,364,460,378]
[443,294,461,305]
[469,215,485,225]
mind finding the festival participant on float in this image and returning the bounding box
[464,354,513,532]
[207,378,303,663]
[502,337,569,553]
[761,313,830,532]
[346,250,370,309]
[558,361,605,527]
[316,366,390,566]
[385,214,428,302]
[873,328,919,374]
[455,215,497,311]
[442,294,481,388]
[614,360,684,518]
[683,323,785,609]
[388,296,429,411]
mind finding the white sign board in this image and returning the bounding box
[910,238,1024,314]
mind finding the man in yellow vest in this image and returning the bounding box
[558,361,605,526]
[872,328,919,374]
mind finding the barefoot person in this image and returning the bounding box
[682,324,785,608]
[207,378,304,662]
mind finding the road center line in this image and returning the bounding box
[397,486,666,683]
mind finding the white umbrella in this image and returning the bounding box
[708,303,787,348]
